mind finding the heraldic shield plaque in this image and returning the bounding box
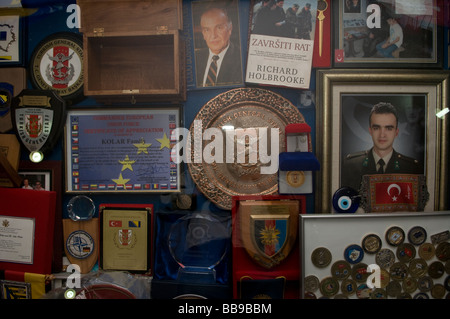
[11,89,66,162]
[239,200,299,269]
[168,213,230,283]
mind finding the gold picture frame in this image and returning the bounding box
[316,69,449,213]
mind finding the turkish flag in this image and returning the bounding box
[374,182,416,205]
[109,220,122,227]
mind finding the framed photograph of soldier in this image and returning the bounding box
[315,69,449,213]
[299,211,450,299]
[191,0,244,88]
[332,0,443,68]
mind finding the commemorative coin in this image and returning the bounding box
[385,226,405,246]
[362,233,382,254]
[408,226,427,245]
[312,247,332,268]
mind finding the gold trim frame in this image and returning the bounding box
[316,69,449,213]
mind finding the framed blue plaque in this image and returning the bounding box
[65,108,181,193]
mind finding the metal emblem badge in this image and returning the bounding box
[11,89,66,160]
[66,230,95,259]
[239,200,299,269]
[29,32,84,105]
[117,229,135,247]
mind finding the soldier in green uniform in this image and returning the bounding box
[341,102,422,191]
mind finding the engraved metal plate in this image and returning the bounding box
[187,88,307,210]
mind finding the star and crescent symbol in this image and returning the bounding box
[387,183,401,202]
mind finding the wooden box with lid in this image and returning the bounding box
[77,0,186,103]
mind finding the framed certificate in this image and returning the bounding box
[0,188,56,275]
[99,204,153,273]
[65,108,181,193]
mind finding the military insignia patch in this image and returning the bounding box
[239,200,299,269]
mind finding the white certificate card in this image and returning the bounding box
[0,216,35,264]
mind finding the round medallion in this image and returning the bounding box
[304,275,320,293]
[396,243,416,263]
[435,242,450,262]
[417,276,434,292]
[370,288,387,299]
[428,261,445,279]
[29,32,84,106]
[413,292,429,299]
[331,260,351,280]
[380,268,390,288]
[362,233,382,254]
[397,292,412,299]
[356,283,371,299]
[390,262,409,281]
[304,291,317,299]
[386,280,402,298]
[444,275,450,292]
[407,226,427,245]
[351,263,369,283]
[286,171,305,187]
[431,284,446,299]
[375,248,395,269]
[66,230,94,259]
[402,277,418,294]
[409,258,428,278]
[341,278,357,296]
[319,277,339,297]
[187,88,307,210]
[344,244,364,264]
[385,226,405,246]
[175,193,193,210]
[311,247,332,268]
[418,242,435,260]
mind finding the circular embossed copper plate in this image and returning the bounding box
[187,88,307,210]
